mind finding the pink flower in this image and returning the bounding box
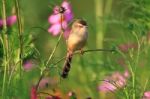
[118,42,137,53]
[48,1,73,37]
[38,77,50,89]
[98,71,129,92]
[23,60,36,71]
[143,91,150,99]
[6,15,17,26]
[98,80,117,92]
[30,86,37,99]
[0,15,17,27]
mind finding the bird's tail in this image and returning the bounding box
[61,52,73,78]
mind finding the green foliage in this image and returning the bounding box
[0,0,150,98]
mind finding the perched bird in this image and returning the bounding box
[61,19,88,78]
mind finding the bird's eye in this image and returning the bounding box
[79,25,83,28]
[76,24,83,28]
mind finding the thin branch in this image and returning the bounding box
[45,32,63,66]
[52,48,115,66]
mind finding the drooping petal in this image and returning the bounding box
[61,1,72,13]
[48,24,61,36]
[61,21,68,29]
[64,28,71,39]
[64,12,73,22]
[6,15,17,26]
[48,21,68,36]
[61,1,73,22]
[48,14,61,24]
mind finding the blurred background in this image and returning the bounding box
[1,0,150,99]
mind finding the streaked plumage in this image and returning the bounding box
[61,19,88,78]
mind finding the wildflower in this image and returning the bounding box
[98,71,129,92]
[143,91,150,99]
[0,15,17,28]
[30,86,37,99]
[23,59,36,71]
[6,15,17,26]
[48,1,73,38]
[118,42,137,53]
[38,77,50,89]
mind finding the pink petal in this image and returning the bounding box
[48,24,61,36]
[23,60,35,71]
[144,91,150,97]
[61,1,72,12]
[30,86,37,99]
[48,14,61,24]
[61,21,68,29]
[64,12,73,22]
[98,71,128,93]
[39,77,50,89]
[64,28,71,39]
[6,15,17,26]
[48,21,68,36]
[98,81,116,92]
[61,1,73,22]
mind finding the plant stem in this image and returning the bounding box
[36,13,64,91]
[52,48,115,66]
[46,32,63,66]
[128,61,135,99]
[1,0,8,98]
[95,0,104,48]
[15,0,23,78]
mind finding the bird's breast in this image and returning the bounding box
[67,31,88,52]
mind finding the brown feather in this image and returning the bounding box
[61,53,72,78]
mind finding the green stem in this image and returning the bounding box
[1,0,8,98]
[95,0,104,48]
[128,61,135,99]
[124,87,129,99]
[36,13,64,91]
[15,0,23,78]
[46,32,63,66]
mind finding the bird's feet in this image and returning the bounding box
[80,49,84,55]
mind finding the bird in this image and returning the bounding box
[61,19,88,78]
